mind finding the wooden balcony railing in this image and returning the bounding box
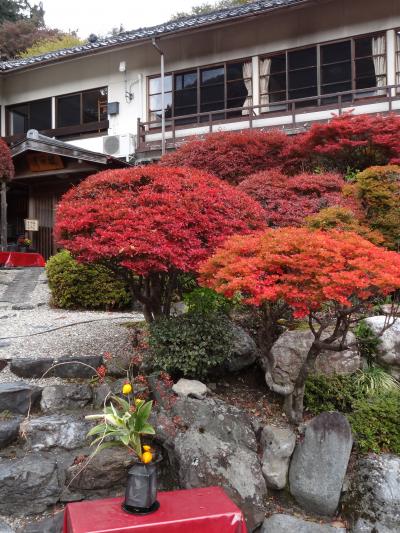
[137,84,400,153]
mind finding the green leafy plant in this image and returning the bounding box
[355,320,381,365]
[149,313,233,378]
[304,373,359,415]
[354,365,400,396]
[184,287,233,316]
[86,385,155,462]
[348,391,400,454]
[46,250,131,310]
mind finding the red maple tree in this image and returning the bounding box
[55,165,266,321]
[0,139,14,180]
[238,169,351,226]
[160,130,290,184]
[200,227,400,422]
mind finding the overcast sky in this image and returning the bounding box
[41,0,203,38]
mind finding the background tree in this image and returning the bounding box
[20,33,84,57]
[200,227,400,423]
[55,165,266,322]
[170,0,251,20]
[0,138,15,251]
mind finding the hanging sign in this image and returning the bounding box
[24,219,39,231]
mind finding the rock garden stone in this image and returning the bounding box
[225,323,258,372]
[0,519,15,533]
[156,397,267,528]
[10,358,54,379]
[0,358,9,372]
[289,412,353,516]
[17,511,64,533]
[365,316,400,379]
[65,447,135,492]
[344,454,400,532]
[172,378,208,399]
[261,514,346,532]
[267,330,359,394]
[93,383,112,408]
[53,356,103,378]
[0,453,60,516]
[22,414,90,451]
[0,417,21,449]
[0,382,41,415]
[40,385,92,413]
[260,425,296,490]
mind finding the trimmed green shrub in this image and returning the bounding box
[304,373,358,415]
[348,391,400,454]
[149,313,233,378]
[46,250,131,310]
[354,320,381,364]
[183,287,233,316]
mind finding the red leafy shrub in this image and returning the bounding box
[160,130,291,184]
[55,165,266,321]
[299,113,400,173]
[238,169,349,226]
[0,139,14,180]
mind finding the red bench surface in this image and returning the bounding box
[63,486,248,533]
[0,252,45,267]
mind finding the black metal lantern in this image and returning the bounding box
[122,460,160,515]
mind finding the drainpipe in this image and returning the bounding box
[152,38,166,156]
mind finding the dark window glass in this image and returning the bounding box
[227,62,245,81]
[175,105,197,118]
[30,99,51,130]
[57,94,81,127]
[289,87,318,100]
[356,75,378,89]
[227,79,247,100]
[355,37,373,58]
[270,54,286,73]
[321,62,351,84]
[201,66,224,85]
[288,47,316,69]
[270,91,287,103]
[321,82,352,95]
[10,105,29,134]
[321,41,351,64]
[175,89,197,108]
[82,90,104,123]
[289,67,317,90]
[200,85,224,106]
[356,58,376,79]
[268,73,286,93]
[175,71,197,90]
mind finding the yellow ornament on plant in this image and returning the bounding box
[122,383,133,395]
[142,451,153,464]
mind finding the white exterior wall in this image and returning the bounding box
[1,0,400,154]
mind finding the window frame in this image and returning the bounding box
[147,57,253,124]
[260,31,387,112]
[6,97,52,136]
[55,86,108,130]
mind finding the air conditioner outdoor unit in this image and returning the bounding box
[103,133,136,158]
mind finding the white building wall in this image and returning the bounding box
[1,0,399,154]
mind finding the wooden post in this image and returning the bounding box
[0,180,7,251]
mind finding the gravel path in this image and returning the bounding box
[0,268,143,366]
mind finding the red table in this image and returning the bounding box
[63,487,248,533]
[0,252,46,267]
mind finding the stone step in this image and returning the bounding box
[0,383,41,415]
[8,356,103,379]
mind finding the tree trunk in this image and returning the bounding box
[283,343,320,424]
[0,180,7,251]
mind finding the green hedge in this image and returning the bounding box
[46,250,131,310]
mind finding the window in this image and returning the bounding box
[260,33,386,111]
[7,98,52,135]
[148,60,252,124]
[397,31,400,88]
[56,87,108,129]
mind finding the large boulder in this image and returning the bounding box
[344,454,400,532]
[260,425,296,490]
[22,414,90,451]
[289,412,353,516]
[0,417,21,449]
[267,330,359,394]
[0,453,60,516]
[10,358,54,379]
[17,512,64,533]
[0,519,14,533]
[53,356,103,378]
[261,514,346,532]
[40,385,92,413]
[0,382,41,415]
[225,324,258,372]
[155,397,267,528]
[365,317,400,379]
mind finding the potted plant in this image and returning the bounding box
[86,383,159,514]
[17,236,32,252]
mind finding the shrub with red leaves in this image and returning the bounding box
[298,112,400,173]
[238,169,349,226]
[0,139,14,180]
[55,165,266,321]
[200,227,400,421]
[160,130,290,184]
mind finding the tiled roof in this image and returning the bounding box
[1,0,310,72]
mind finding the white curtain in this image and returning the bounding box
[242,61,253,116]
[260,58,271,113]
[372,35,386,96]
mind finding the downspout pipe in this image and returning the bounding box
[151,38,166,156]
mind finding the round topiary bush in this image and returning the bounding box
[46,250,131,310]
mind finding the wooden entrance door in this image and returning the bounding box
[29,192,55,260]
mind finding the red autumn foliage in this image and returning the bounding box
[238,170,351,226]
[160,130,290,184]
[0,138,14,180]
[55,165,266,321]
[296,112,400,173]
[200,228,400,320]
